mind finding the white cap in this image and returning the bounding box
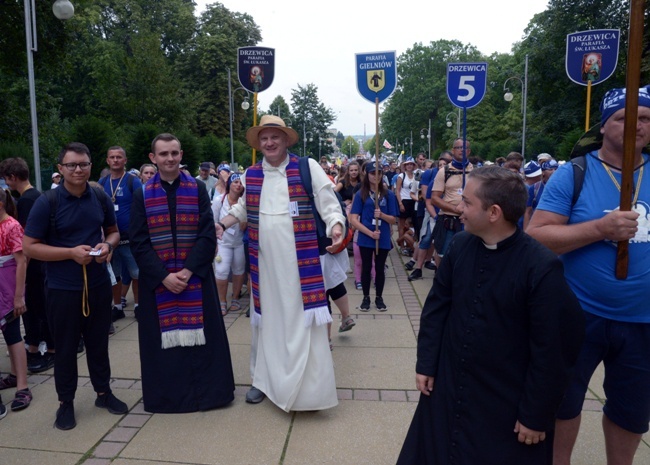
[52,172,61,179]
[537,153,552,162]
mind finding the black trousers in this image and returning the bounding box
[359,246,389,297]
[46,281,112,402]
[23,261,54,348]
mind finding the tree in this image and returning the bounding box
[290,84,336,158]
[341,136,360,158]
[381,40,483,154]
[177,3,261,137]
[267,96,291,120]
[520,0,644,156]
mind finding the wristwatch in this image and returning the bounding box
[218,221,227,231]
[103,242,114,253]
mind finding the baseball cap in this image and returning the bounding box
[524,161,542,178]
[365,161,379,173]
[200,162,211,170]
[541,159,559,171]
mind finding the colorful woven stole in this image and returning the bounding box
[245,155,330,327]
[144,171,205,349]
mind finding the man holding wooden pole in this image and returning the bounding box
[527,86,650,465]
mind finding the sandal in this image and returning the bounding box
[220,302,228,316]
[0,374,17,390]
[339,316,356,333]
[229,299,242,313]
[11,388,32,411]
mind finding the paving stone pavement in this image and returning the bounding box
[0,248,648,464]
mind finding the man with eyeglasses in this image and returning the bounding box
[23,142,128,430]
[430,139,473,267]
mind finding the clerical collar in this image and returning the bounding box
[482,242,498,250]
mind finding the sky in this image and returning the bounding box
[195,0,551,137]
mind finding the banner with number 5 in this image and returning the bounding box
[446,62,488,109]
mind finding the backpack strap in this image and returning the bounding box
[570,155,587,207]
[42,185,108,237]
[43,188,59,237]
[298,157,326,238]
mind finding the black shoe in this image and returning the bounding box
[424,261,437,271]
[359,296,371,311]
[0,397,6,420]
[77,338,85,354]
[408,269,423,281]
[27,352,55,374]
[111,306,125,322]
[27,353,44,373]
[108,322,115,335]
[375,296,387,311]
[95,391,128,415]
[42,352,55,371]
[55,400,76,430]
[404,260,415,271]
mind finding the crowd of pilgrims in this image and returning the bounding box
[0,148,557,416]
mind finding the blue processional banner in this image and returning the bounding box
[566,29,620,86]
[238,46,275,93]
[356,51,397,104]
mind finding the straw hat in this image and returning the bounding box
[245,115,299,151]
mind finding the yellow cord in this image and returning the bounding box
[601,162,644,206]
[82,264,90,317]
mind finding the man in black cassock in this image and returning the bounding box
[130,133,234,413]
[397,166,584,465]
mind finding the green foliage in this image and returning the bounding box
[70,115,116,179]
[291,84,336,157]
[176,130,201,174]
[2,0,647,183]
[128,123,162,170]
[201,134,228,164]
[556,128,587,160]
[341,136,360,158]
[268,96,291,119]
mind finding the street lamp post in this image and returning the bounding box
[503,54,529,160]
[25,0,75,191]
[319,135,329,158]
[420,127,431,158]
[303,126,313,157]
[227,67,251,165]
[404,137,412,157]
[446,110,461,139]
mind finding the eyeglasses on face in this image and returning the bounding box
[61,162,92,171]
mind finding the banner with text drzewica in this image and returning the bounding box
[356,51,397,104]
[566,29,620,86]
[238,46,275,93]
[446,62,488,109]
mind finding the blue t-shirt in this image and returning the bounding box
[351,189,399,250]
[99,173,142,235]
[24,183,116,291]
[526,181,545,209]
[537,152,650,322]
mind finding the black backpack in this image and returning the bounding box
[43,186,110,237]
[298,157,350,255]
